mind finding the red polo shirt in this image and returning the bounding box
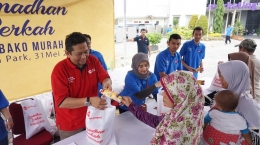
[51,55,110,131]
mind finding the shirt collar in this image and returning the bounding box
[192,39,201,46]
[166,48,176,56]
[65,58,87,70]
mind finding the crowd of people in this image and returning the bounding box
[1,26,260,145]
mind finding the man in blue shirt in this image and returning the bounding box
[84,34,108,96]
[127,29,151,56]
[154,34,183,81]
[225,25,233,44]
[166,25,172,33]
[179,26,206,79]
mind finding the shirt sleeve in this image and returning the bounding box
[155,54,167,73]
[134,85,157,100]
[128,102,164,128]
[177,55,183,70]
[0,90,9,109]
[201,45,205,59]
[240,123,250,134]
[147,38,150,46]
[204,112,212,123]
[179,42,187,57]
[124,73,142,95]
[51,66,70,106]
[133,36,138,41]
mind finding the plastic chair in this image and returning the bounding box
[9,99,53,145]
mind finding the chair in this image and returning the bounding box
[9,99,53,145]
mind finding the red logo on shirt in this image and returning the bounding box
[88,69,95,74]
[68,77,75,83]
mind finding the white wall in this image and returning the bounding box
[169,0,207,27]
[117,18,166,26]
[114,0,170,18]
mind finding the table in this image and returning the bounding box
[53,77,213,145]
[53,111,155,145]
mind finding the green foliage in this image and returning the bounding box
[173,18,179,28]
[188,15,198,29]
[146,33,162,45]
[232,20,244,36]
[201,31,223,41]
[209,32,221,37]
[213,0,225,33]
[167,27,193,40]
[257,25,260,36]
[195,15,208,35]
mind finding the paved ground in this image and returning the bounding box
[115,37,260,79]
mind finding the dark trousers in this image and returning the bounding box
[0,135,8,145]
[225,36,231,44]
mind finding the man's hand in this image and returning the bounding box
[187,66,196,73]
[5,118,13,131]
[90,97,107,110]
[199,67,204,73]
[121,97,132,107]
[102,78,112,90]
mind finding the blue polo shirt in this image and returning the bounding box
[90,49,108,97]
[226,27,233,36]
[154,48,183,81]
[134,36,150,54]
[0,90,9,140]
[119,71,158,111]
[179,40,205,79]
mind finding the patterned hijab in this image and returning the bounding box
[150,71,204,145]
[228,52,255,98]
[131,53,152,79]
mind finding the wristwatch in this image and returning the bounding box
[86,98,91,106]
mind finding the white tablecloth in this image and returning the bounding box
[53,111,155,145]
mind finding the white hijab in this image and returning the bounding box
[219,60,260,129]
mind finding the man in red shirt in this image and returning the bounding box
[51,32,112,140]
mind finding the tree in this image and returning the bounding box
[173,18,179,28]
[188,15,198,29]
[196,15,208,35]
[213,0,225,33]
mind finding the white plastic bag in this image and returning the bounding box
[21,99,52,139]
[157,88,171,116]
[207,71,222,92]
[86,97,117,145]
[34,92,57,135]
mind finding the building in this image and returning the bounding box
[168,0,207,28]
[206,0,260,34]
[114,0,207,29]
[114,0,169,27]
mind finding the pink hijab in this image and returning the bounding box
[151,71,204,144]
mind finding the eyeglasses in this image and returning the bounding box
[87,41,91,45]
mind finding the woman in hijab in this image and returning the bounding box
[122,71,204,144]
[218,60,260,129]
[119,53,160,114]
[228,52,255,98]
